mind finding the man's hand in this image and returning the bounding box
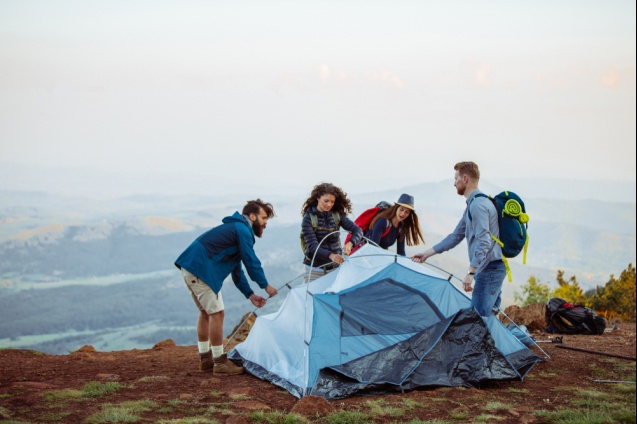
[411,249,434,263]
[249,294,267,308]
[343,242,353,256]
[265,285,278,298]
[462,274,474,293]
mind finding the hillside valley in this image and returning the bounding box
[0,180,634,354]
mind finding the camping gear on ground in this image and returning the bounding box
[545,297,606,335]
[535,336,563,344]
[228,244,542,399]
[468,191,529,282]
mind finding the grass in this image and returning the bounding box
[157,419,220,424]
[85,400,158,424]
[534,375,636,424]
[318,411,374,424]
[506,387,529,393]
[81,381,123,398]
[247,410,310,423]
[365,399,405,418]
[37,411,73,422]
[137,375,170,383]
[482,401,513,411]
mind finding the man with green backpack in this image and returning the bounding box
[411,161,509,317]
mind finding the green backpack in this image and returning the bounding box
[300,211,341,260]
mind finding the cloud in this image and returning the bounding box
[316,64,405,89]
[600,66,620,88]
[474,62,491,88]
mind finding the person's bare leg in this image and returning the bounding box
[210,310,243,375]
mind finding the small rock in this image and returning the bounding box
[290,395,335,417]
[76,345,97,353]
[153,339,176,350]
[96,373,119,381]
[179,393,193,400]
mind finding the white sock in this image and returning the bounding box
[211,345,224,358]
[198,341,210,354]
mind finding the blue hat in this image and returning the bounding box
[395,193,415,210]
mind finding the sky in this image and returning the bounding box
[0,0,635,196]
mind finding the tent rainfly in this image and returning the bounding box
[228,244,542,399]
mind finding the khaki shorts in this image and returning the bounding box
[181,268,224,314]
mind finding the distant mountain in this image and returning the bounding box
[0,184,634,354]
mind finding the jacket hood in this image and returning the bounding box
[223,211,252,228]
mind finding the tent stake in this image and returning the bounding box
[555,345,636,361]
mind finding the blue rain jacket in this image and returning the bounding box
[175,212,268,298]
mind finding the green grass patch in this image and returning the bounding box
[483,401,513,410]
[506,387,529,393]
[473,414,504,422]
[157,418,220,424]
[81,381,123,398]
[247,410,309,423]
[447,410,470,420]
[0,393,12,398]
[138,375,170,383]
[403,420,452,424]
[85,400,158,424]
[401,398,425,409]
[205,402,234,415]
[364,399,405,417]
[37,411,74,422]
[209,390,224,398]
[229,393,252,401]
[320,410,375,424]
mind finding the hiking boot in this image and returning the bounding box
[199,351,214,372]
[213,354,244,376]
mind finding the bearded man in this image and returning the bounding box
[175,199,278,375]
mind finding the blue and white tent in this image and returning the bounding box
[228,244,541,399]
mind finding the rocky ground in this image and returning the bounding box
[0,313,635,424]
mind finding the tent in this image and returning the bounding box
[228,244,542,399]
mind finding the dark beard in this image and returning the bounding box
[252,221,264,238]
[456,186,465,196]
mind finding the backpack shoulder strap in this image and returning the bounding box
[309,213,318,229]
[332,211,340,228]
[467,193,489,221]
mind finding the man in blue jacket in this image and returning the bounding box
[175,199,278,375]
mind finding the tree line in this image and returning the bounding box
[514,263,636,322]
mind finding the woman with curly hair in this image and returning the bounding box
[364,193,425,256]
[301,182,363,282]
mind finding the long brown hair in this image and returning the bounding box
[369,204,425,246]
[301,183,353,215]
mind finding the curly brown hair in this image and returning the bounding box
[242,199,275,218]
[369,204,425,247]
[301,183,353,215]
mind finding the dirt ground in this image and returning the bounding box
[0,323,635,424]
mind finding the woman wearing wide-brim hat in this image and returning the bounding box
[366,193,425,256]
